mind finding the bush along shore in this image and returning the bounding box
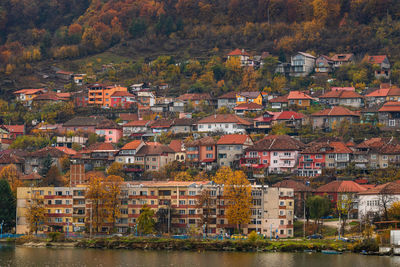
[15,235,380,254]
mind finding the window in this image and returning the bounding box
[179,219,185,224]
[383,155,388,160]
[189,191,196,196]
[206,146,213,151]
[189,219,196,224]
[66,200,70,205]
[315,155,322,159]
[206,153,213,158]
[280,220,284,225]
[179,200,185,205]
[273,160,278,164]
[284,160,291,165]
[55,200,62,205]
[65,209,70,213]
[179,210,185,214]
[273,152,278,156]
[371,154,377,159]
[284,152,291,157]
[189,200,195,205]
[263,152,268,156]
[55,218,63,223]
[263,160,268,164]
[280,201,284,206]
[389,120,396,127]
[328,154,335,159]
[189,210,196,215]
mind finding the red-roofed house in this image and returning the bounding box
[269,95,288,110]
[1,125,25,139]
[186,137,217,169]
[197,114,252,134]
[363,55,391,79]
[115,140,145,164]
[217,91,237,109]
[253,111,275,130]
[331,53,354,67]
[315,55,334,73]
[316,180,367,217]
[365,88,390,105]
[234,102,263,115]
[272,111,305,128]
[290,52,316,77]
[319,89,363,108]
[378,102,400,130]
[287,91,314,107]
[13,88,46,107]
[311,106,360,130]
[110,91,136,108]
[169,140,185,162]
[227,49,251,66]
[122,120,151,137]
[217,134,253,168]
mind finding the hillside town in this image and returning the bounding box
[2,49,400,241]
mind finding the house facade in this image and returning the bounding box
[290,52,316,77]
[216,134,253,168]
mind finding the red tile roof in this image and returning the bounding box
[238,91,261,99]
[135,144,175,156]
[121,140,143,150]
[319,89,362,99]
[234,102,263,110]
[218,91,237,99]
[119,113,138,122]
[366,88,390,97]
[2,125,24,134]
[86,142,117,152]
[169,140,183,152]
[150,119,174,128]
[227,48,250,57]
[316,180,367,193]
[364,55,388,65]
[177,93,211,101]
[359,182,400,195]
[331,54,354,62]
[331,87,355,91]
[217,134,251,145]
[379,102,400,112]
[269,95,288,103]
[198,114,252,125]
[55,147,77,155]
[123,120,150,127]
[30,147,66,158]
[246,135,304,151]
[311,106,359,117]
[329,142,353,153]
[273,111,304,120]
[186,136,216,147]
[387,87,400,96]
[287,91,314,100]
[111,91,134,97]
[14,88,45,95]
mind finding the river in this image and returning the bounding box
[1,244,400,267]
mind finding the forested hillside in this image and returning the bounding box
[1,0,400,74]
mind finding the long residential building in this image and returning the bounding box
[16,182,294,238]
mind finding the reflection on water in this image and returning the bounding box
[1,244,400,267]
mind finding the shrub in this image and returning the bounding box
[47,232,65,242]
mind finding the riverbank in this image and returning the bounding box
[13,236,379,254]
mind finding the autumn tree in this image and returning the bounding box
[104,175,124,232]
[270,122,292,135]
[26,193,46,235]
[197,189,214,235]
[137,205,155,235]
[337,194,353,236]
[173,171,194,181]
[388,201,400,220]
[107,162,126,178]
[86,176,107,233]
[0,180,16,232]
[42,165,64,187]
[39,154,53,177]
[0,164,23,195]
[215,168,252,232]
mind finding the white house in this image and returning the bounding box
[197,114,252,134]
[290,52,316,77]
[358,182,400,220]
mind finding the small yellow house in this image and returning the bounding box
[236,92,263,105]
[287,91,314,107]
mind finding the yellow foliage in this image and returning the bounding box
[26,193,46,234]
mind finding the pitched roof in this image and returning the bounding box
[169,140,183,152]
[186,136,217,147]
[111,91,134,97]
[135,144,175,156]
[237,91,261,99]
[0,153,25,164]
[121,140,143,150]
[316,180,367,193]
[273,111,304,120]
[123,120,150,127]
[33,92,64,101]
[331,87,355,91]
[387,87,400,96]
[30,147,66,158]
[119,113,138,122]
[331,54,354,62]
[287,91,314,100]
[319,89,362,99]
[359,182,400,195]
[218,91,237,99]
[85,142,118,152]
[172,118,196,126]
[272,180,314,192]
[329,142,353,154]
[55,147,77,155]
[297,52,316,58]
[14,88,45,95]
[311,106,359,117]
[379,102,400,112]
[1,125,24,134]
[364,55,389,65]
[150,119,174,128]
[366,88,390,97]
[227,48,250,57]
[95,119,122,129]
[198,114,252,125]
[217,134,251,145]
[234,102,263,110]
[246,135,304,151]
[20,172,42,181]
[269,95,288,103]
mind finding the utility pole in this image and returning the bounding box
[90,204,93,239]
[303,198,306,239]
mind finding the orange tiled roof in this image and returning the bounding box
[273,111,304,120]
[311,106,359,117]
[121,140,143,150]
[2,125,24,133]
[331,54,354,62]
[379,102,400,112]
[319,89,362,99]
[287,91,314,100]
[364,55,388,65]
[366,88,390,97]
[329,142,353,154]
[234,102,263,110]
[359,182,400,195]
[13,88,45,95]
[55,147,77,155]
[316,180,367,193]
[169,140,183,152]
[123,120,150,127]
[217,134,250,145]
[269,95,288,103]
[227,48,250,57]
[111,91,134,97]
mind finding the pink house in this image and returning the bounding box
[242,135,304,174]
[95,120,122,143]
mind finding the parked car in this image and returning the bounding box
[338,237,355,243]
[307,234,323,239]
[321,215,333,219]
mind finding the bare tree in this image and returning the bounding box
[378,184,396,221]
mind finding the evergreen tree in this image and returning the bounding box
[0,179,16,232]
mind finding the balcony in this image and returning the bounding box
[301,158,314,162]
[279,155,295,159]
